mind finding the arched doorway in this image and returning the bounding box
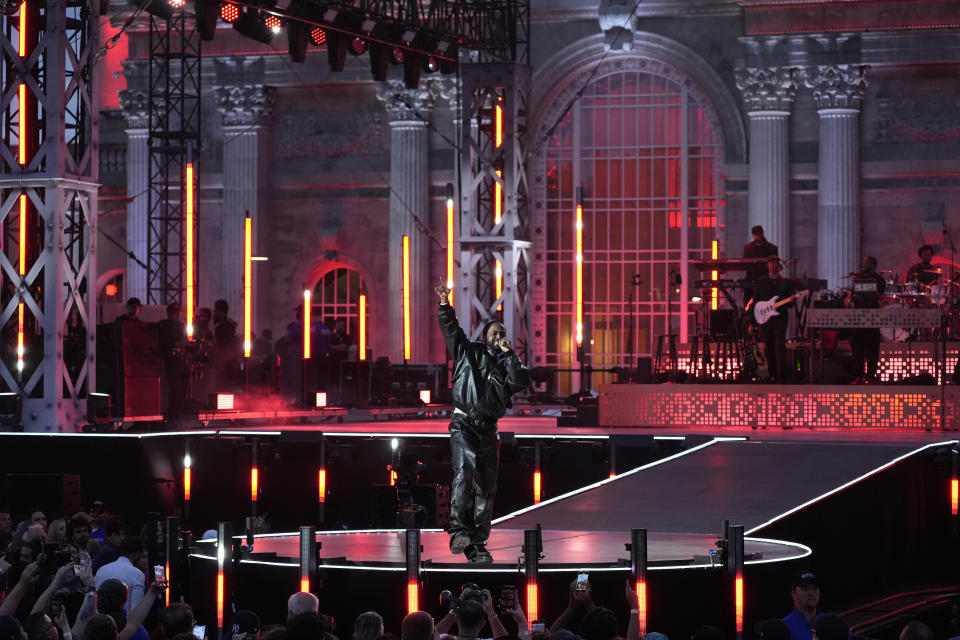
[311,266,369,345]
[538,59,725,392]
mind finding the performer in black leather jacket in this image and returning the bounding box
[435,282,529,563]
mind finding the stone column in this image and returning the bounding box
[214,83,276,326]
[376,80,442,364]
[119,88,149,301]
[808,65,868,290]
[735,67,801,262]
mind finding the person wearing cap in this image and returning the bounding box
[742,225,779,302]
[747,255,797,383]
[435,282,529,563]
[783,572,821,640]
[230,611,260,640]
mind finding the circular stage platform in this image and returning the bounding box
[193,528,809,572]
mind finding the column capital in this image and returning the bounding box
[375,79,446,122]
[734,66,802,114]
[214,84,277,127]
[805,65,868,110]
[119,89,150,129]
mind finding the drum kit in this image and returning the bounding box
[843,268,960,340]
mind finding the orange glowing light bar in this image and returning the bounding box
[390,469,398,486]
[402,235,411,361]
[446,198,454,305]
[575,203,583,346]
[216,571,225,630]
[495,260,503,311]
[19,3,27,57]
[711,240,719,311]
[164,563,170,606]
[407,582,419,614]
[494,170,502,224]
[315,391,327,408]
[359,294,367,360]
[533,470,542,504]
[18,85,27,165]
[17,194,26,371]
[951,478,958,515]
[243,215,252,357]
[185,164,195,339]
[735,575,744,633]
[303,290,311,358]
[318,469,326,504]
[250,467,259,502]
[526,583,538,630]
[609,472,616,479]
[183,467,192,502]
[636,580,647,637]
[495,102,503,148]
[300,578,310,593]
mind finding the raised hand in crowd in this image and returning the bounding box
[0,561,40,617]
[550,576,595,633]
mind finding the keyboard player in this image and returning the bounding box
[845,256,885,382]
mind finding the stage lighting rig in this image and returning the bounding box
[233,6,274,43]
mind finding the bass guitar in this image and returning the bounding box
[751,290,809,325]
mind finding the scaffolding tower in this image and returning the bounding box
[0,0,99,430]
[146,7,201,307]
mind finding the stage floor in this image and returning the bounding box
[193,437,955,571]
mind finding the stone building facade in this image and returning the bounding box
[98,0,960,393]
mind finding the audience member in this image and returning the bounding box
[551,577,596,633]
[899,621,934,640]
[92,523,126,574]
[96,579,149,640]
[286,613,328,640]
[783,572,820,640]
[88,503,109,544]
[94,538,145,612]
[400,612,434,640]
[0,510,13,552]
[160,603,195,640]
[353,613,383,640]
[949,597,960,640]
[811,615,847,640]
[116,299,142,324]
[65,516,91,559]
[44,521,67,548]
[287,593,319,620]
[230,611,260,640]
[86,614,120,640]
[27,511,47,538]
[0,615,27,640]
[756,619,790,640]
[260,626,287,640]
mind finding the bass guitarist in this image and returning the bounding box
[746,255,796,383]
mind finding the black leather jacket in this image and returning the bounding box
[439,303,529,421]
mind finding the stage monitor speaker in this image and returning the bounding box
[632,357,652,383]
[124,377,161,417]
[368,484,450,528]
[710,309,736,336]
[3,473,82,516]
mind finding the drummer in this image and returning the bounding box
[906,244,940,288]
[847,256,885,382]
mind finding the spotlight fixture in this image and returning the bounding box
[168,0,185,9]
[423,55,439,73]
[349,36,367,55]
[219,1,239,24]
[390,47,404,64]
[233,8,274,44]
[310,27,326,45]
[264,14,282,32]
[135,0,174,20]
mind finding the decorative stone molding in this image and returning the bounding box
[375,79,446,122]
[214,84,277,127]
[118,89,149,129]
[876,93,960,143]
[597,0,634,52]
[734,66,802,113]
[805,64,868,110]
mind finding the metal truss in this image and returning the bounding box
[228,0,529,64]
[146,9,201,306]
[0,0,98,430]
[455,63,532,360]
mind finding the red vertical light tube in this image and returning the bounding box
[494,100,503,149]
[17,9,27,373]
[636,580,647,637]
[185,163,195,339]
[318,468,326,504]
[402,235,411,360]
[250,467,259,502]
[575,195,584,348]
[358,294,366,360]
[216,571,224,630]
[446,186,455,305]
[243,215,252,357]
[951,478,958,515]
[533,471,541,504]
[407,582,419,614]
[164,562,171,606]
[526,583,538,630]
[735,574,744,634]
[303,289,311,359]
[711,240,719,311]
[300,578,310,593]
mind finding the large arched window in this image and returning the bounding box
[543,69,721,391]
[311,267,368,338]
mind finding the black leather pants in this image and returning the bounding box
[448,415,500,545]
